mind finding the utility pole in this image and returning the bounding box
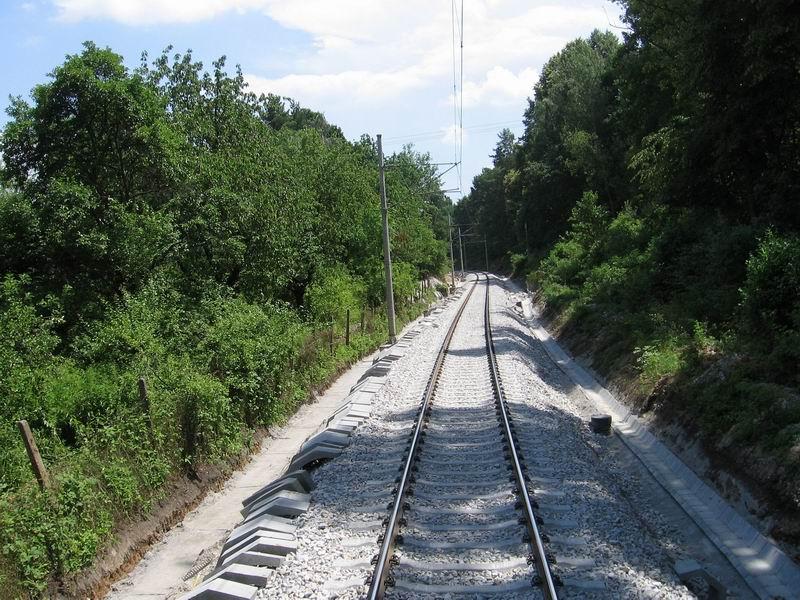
[458,226,465,273]
[448,215,456,291]
[484,237,489,271]
[377,134,397,344]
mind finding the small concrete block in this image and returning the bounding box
[205,563,273,587]
[241,470,313,508]
[326,420,359,435]
[244,491,310,523]
[300,430,351,454]
[674,559,702,578]
[346,390,375,405]
[359,364,391,380]
[287,444,343,472]
[214,549,285,573]
[220,534,297,563]
[328,402,354,420]
[343,406,371,419]
[241,477,308,516]
[227,515,295,548]
[220,531,296,563]
[181,577,258,600]
[349,379,384,394]
[326,410,366,427]
[374,353,401,364]
[328,402,370,421]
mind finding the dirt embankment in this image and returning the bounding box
[530,292,800,565]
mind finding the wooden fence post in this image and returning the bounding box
[138,377,149,412]
[17,420,51,491]
[138,376,155,433]
[329,323,334,355]
[345,309,351,346]
[360,307,365,335]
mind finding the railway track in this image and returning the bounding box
[251,274,697,599]
[367,274,558,599]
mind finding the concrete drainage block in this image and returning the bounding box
[181,577,258,600]
[213,546,285,574]
[328,401,371,423]
[240,477,310,516]
[359,363,391,379]
[286,443,344,472]
[179,315,434,599]
[227,515,296,549]
[326,418,360,435]
[299,430,351,454]
[205,563,273,587]
[243,490,310,523]
[350,374,386,392]
[241,469,312,507]
[344,390,375,407]
[218,532,297,567]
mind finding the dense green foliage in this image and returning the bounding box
[0,43,449,594]
[456,0,800,528]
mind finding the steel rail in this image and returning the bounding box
[367,274,480,600]
[484,274,560,599]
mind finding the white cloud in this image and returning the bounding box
[52,1,623,110]
[460,66,538,108]
[441,124,468,145]
[247,65,429,106]
[53,0,269,24]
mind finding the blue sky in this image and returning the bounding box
[1,1,623,201]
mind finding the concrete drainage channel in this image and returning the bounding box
[181,290,467,600]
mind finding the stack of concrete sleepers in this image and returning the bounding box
[181,328,422,599]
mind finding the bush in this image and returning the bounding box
[202,296,307,426]
[509,252,527,278]
[568,191,609,252]
[304,264,365,325]
[741,230,800,334]
[534,238,585,287]
[598,206,647,259]
[0,275,62,491]
[391,261,418,306]
[634,334,689,386]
